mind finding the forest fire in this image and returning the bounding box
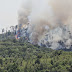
[16,0,72,49]
[15,29,21,39]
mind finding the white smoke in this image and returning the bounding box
[18,0,72,49]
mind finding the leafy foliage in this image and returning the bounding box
[0,39,72,72]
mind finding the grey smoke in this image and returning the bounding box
[18,0,72,49]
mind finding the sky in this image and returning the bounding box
[0,0,23,33]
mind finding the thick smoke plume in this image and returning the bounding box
[18,0,72,49]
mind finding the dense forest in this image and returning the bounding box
[0,39,72,72]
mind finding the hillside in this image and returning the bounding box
[0,39,72,72]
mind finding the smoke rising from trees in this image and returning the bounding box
[18,0,72,49]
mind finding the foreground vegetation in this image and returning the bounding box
[0,39,72,72]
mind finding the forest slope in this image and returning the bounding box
[0,39,72,72]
